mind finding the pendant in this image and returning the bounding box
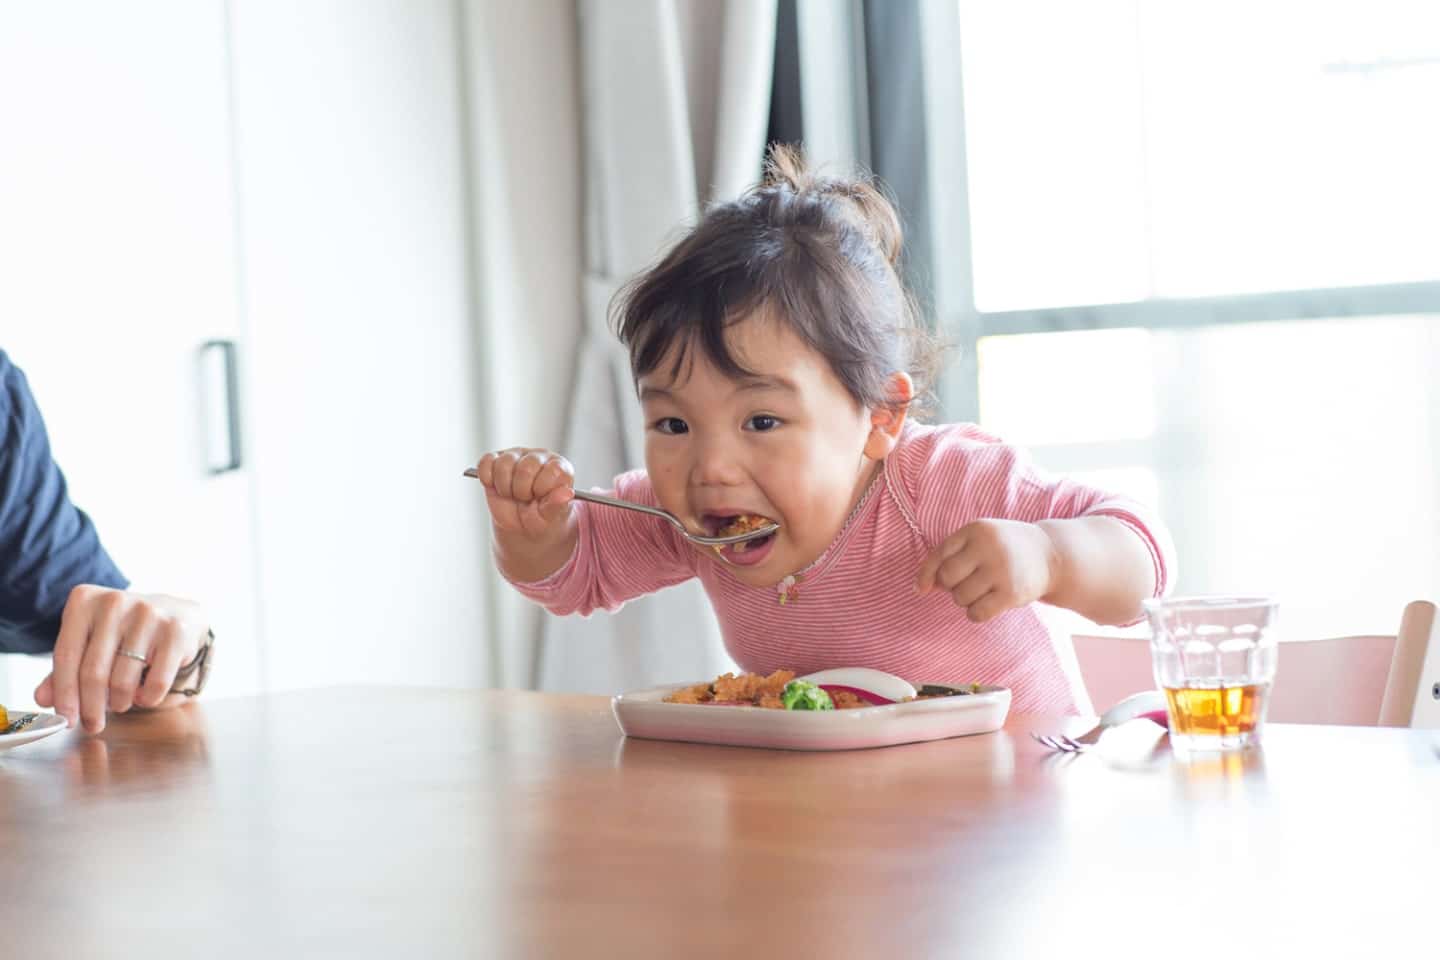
[777,574,800,605]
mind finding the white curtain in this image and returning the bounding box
[537,0,778,693]
[458,0,586,689]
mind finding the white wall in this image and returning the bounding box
[0,0,585,701]
[228,0,492,691]
[0,1,261,703]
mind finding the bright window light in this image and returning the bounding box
[959,0,1440,311]
[977,327,1156,446]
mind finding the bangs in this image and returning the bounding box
[614,220,779,387]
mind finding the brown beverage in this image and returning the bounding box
[1163,683,1269,737]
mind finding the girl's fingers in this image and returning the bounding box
[915,533,967,592]
[966,590,1009,623]
[531,457,575,499]
[932,550,982,593]
[475,453,495,485]
[538,486,574,522]
[490,451,519,500]
[949,575,993,611]
[511,451,562,502]
[517,498,551,537]
[483,487,525,532]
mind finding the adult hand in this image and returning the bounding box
[33,586,210,733]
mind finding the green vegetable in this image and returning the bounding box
[782,680,834,711]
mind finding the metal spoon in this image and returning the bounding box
[462,468,779,547]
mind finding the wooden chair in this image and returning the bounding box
[1073,600,1438,727]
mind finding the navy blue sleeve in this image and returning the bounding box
[0,350,128,653]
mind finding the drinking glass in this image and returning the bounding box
[1144,596,1279,753]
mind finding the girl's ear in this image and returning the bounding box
[863,372,913,460]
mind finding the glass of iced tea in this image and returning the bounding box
[1144,596,1279,753]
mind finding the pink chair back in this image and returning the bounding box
[1073,633,1398,726]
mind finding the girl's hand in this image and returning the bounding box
[915,519,1058,623]
[473,448,576,544]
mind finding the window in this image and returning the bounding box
[958,0,1440,311]
[920,0,1440,642]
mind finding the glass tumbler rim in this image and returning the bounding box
[1143,594,1277,615]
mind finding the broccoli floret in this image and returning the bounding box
[782,680,834,711]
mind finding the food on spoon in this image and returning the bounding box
[780,679,834,711]
[710,513,774,554]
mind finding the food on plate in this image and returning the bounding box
[666,669,796,707]
[798,667,917,704]
[780,679,833,711]
[662,668,983,709]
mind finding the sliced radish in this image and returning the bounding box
[817,684,893,706]
[797,667,916,704]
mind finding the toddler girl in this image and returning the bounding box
[474,146,1173,714]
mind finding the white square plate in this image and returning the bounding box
[611,683,1011,751]
[0,711,67,752]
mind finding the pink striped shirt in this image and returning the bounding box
[508,422,1173,714]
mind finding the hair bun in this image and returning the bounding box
[762,143,905,270]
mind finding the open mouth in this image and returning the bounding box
[702,513,778,557]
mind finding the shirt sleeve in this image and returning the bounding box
[903,423,1174,604]
[0,350,129,654]
[502,469,697,616]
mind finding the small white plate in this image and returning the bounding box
[612,683,1011,751]
[0,712,68,752]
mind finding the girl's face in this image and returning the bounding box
[639,313,888,585]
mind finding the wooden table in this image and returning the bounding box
[2,688,1436,957]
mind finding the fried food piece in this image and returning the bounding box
[663,669,796,706]
[665,682,714,705]
[712,669,794,703]
[828,689,869,710]
[0,703,7,729]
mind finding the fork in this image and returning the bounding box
[1031,690,1170,753]
[2,712,39,736]
[461,468,780,547]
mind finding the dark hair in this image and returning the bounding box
[612,143,943,418]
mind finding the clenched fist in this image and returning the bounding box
[915,519,1057,623]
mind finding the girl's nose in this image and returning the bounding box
[688,434,746,487]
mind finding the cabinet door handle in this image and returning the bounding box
[200,339,243,474]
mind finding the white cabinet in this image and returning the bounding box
[0,1,262,702]
[0,0,489,704]
[227,0,489,690]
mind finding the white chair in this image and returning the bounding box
[1073,600,1438,728]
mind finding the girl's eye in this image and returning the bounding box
[746,414,781,432]
[653,417,689,435]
